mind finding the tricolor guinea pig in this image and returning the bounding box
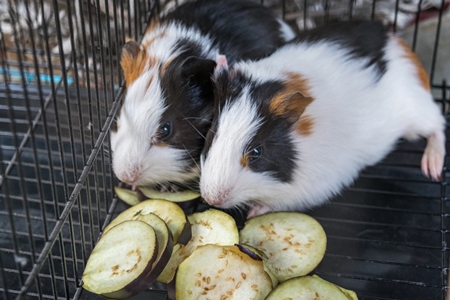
[200,20,446,218]
[110,0,295,190]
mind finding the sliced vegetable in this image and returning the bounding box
[184,209,239,255]
[82,220,158,298]
[157,209,239,284]
[114,186,140,206]
[103,199,191,244]
[157,243,186,284]
[265,275,357,300]
[134,213,174,281]
[139,186,200,202]
[239,212,326,282]
[238,244,278,289]
[176,244,273,300]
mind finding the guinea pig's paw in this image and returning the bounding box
[247,204,273,219]
[421,131,446,181]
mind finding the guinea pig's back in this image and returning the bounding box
[235,21,442,186]
[162,0,295,62]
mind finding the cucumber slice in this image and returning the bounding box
[103,199,191,244]
[82,220,158,298]
[176,244,273,300]
[114,186,140,206]
[139,186,200,202]
[265,275,357,300]
[239,212,326,282]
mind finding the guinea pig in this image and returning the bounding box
[200,20,446,218]
[110,0,295,191]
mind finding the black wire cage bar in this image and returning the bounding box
[0,0,449,299]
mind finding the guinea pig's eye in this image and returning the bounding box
[248,146,262,162]
[159,121,172,139]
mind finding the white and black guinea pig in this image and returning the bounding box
[110,0,295,190]
[200,20,446,218]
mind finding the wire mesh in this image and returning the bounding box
[0,0,449,299]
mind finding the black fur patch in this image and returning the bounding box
[205,70,298,183]
[248,81,299,183]
[159,48,216,167]
[294,20,388,78]
[163,0,288,63]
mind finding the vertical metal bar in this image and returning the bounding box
[323,0,330,24]
[78,0,97,249]
[0,134,20,299]
[4,0,38,293]
[411,0,424,52]
[94,0,111,228]
[370,0,376,21]
[127,0,132,38]
[0,250,8,299]
[428,0,445,85]
[50,0,79,295]
[20,0,56,295]
[441,80,448,300]
[90,0,106,237]
[392,0,401,32]
[348,0,354,20]
[61,0,86,293]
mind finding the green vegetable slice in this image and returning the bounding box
[265,275,357,300]
[82,220,158,298]
[139,186,200,202]
[239,212,326,282]
[103,199,191,244]
[176,244,272,300]
[114,186,140,206]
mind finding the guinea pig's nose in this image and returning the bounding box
[118,167,140,185]
[203,189,230,207]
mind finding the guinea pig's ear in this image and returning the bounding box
[181,56,217,88]
[271,92,314,124]
[120,40,147,88]
[215,54,228,71]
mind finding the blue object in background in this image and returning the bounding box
[0,67,73,85]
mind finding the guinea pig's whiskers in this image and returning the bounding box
[179,114,207,140]
[183,117,212,123]
[182,143,200,171]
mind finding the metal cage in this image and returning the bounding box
[0,0,449,299]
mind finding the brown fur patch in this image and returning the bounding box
[121,43,153,88]
[145,73,155,91]
[396,37,430,91]
[240,155,250,169]
[145,19,160,36]
[269,73,314,135]
[297,115,314,136]
[154,141,168,147]
[160,57,176,76]
[269,72,313,118]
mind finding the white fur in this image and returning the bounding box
[200,35,446,216]
[277,18,297,42]
[111,23,219,186]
